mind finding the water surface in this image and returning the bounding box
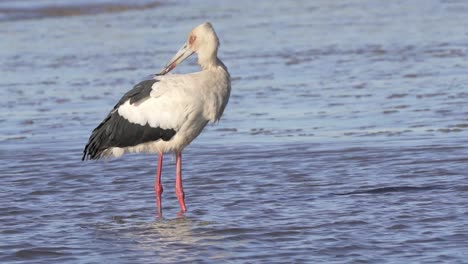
[1,0,468,263]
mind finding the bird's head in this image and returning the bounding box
[159,22,220,75]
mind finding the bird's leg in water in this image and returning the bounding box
[155,153,164,215]
[175,152,187,212]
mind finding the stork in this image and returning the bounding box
[82,22,231,215]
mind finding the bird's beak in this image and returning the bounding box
[158,43,194,75]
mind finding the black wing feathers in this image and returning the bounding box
[82,79,176,160]
[114,79,156,108]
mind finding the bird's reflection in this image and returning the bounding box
[109,213,230,262]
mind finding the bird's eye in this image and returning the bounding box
[189,35,196,45]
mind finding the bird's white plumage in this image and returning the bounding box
[117,77,194,130]
[118,65,229,127]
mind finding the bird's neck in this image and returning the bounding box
[198,52,219,70]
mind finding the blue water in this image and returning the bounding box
[1,0,468,263]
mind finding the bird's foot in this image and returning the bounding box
[176,211,186,219]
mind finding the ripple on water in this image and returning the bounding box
[1,0,468,263]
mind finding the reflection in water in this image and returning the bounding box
[101,215,230,263]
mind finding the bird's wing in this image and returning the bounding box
[83,76,199,160]
[117,75,198,131]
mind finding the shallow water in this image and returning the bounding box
[1,0,468,263]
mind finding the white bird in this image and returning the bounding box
[82,22,231,215]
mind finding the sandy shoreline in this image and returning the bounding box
[0,1,161,22]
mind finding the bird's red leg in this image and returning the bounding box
[155,153,163,215]
[175,152,187,212]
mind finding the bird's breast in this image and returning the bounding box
[197,70,231,123]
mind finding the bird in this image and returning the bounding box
[82,22,231,215]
